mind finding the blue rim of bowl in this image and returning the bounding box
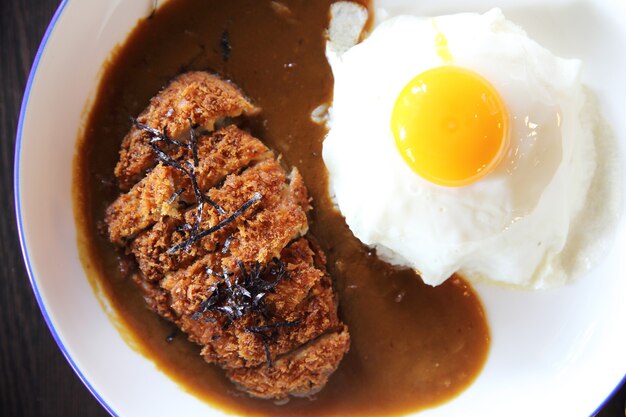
[13,0,118,416]
[12,1,626,417]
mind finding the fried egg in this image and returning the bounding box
[323,8,598,288]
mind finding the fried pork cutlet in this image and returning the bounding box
[115,71,259,190]
[105,71,350,400]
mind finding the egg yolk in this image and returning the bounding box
[391,66,509,187]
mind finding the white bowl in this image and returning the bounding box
[15,0,626,416]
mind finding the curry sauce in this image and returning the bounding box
[74,0,490,415]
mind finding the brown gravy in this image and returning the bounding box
[73,0,490,415]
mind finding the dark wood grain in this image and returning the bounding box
[0,0,109,416]
[0,0,623,416]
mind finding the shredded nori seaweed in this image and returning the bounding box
[220,30,232,62]
[221,235,233,254]
[165,328,179,343]
[188,118,200,167]
[168,187,186,204]
[132,117,226,215]
[131,119,265,256]
[132,119,291,367]
[190,257,295,368]
[168,192,262,254]
[246,321,300,368]
[192,258,286,322]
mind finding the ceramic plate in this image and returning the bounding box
[15,0,626,415]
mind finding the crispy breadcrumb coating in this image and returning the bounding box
[105,71,349,400]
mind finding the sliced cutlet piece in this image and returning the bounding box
[106,125,271,244]
[128,217,193,282]
[226,327,350,400]
[213,271,342,370]
[193,125,272,192]
[115,71,259,190]
[210,162,310,267]
[130,158,309,281]
[130,273,176,321]
[106,165,182,245]
[162,238,342,370]
[265,237,326,315]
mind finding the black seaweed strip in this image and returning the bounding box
[168,192,262,254]
[221,235,233,254]
[188,118,199,167]
[133,119,227,220]
[168,188,186,204]
[191,257,293,367]
[165,328,179,343]
[220,30,231,62]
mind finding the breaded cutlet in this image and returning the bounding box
[105,71,350,400]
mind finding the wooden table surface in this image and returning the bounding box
[0,0,624,416]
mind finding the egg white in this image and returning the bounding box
[323,9,597,288]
